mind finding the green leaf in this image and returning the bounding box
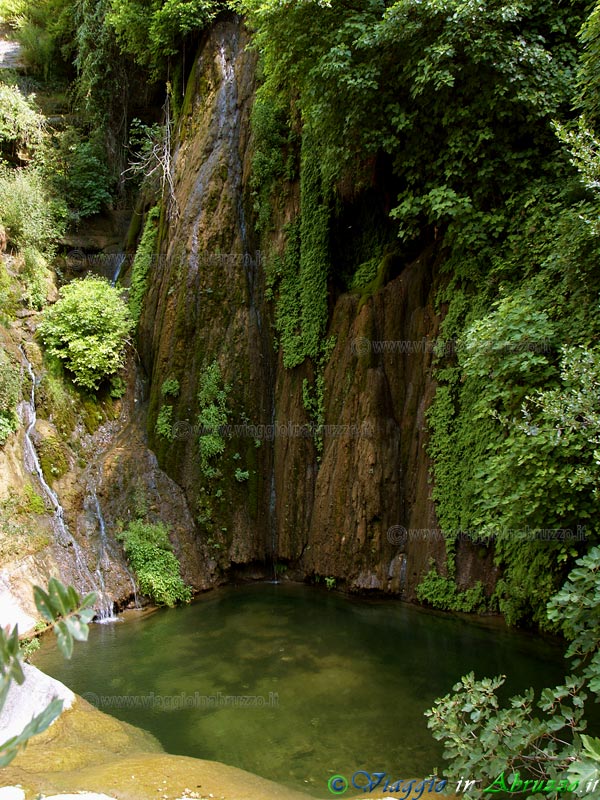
[64,616,89,642]
[33,585,56,623]
[0,697,63,767]
[53,620,74,659]
[582,735,600,763]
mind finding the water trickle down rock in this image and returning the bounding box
[17,347,103,607]
[139,15,275,571]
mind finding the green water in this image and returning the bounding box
[34,583,566,797]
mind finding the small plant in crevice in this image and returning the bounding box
[109,375,126,399]
[18,634,40,662]
[161,376,180,398]
[234,467,249,482]
[155,376,180,441]
[197,360,230,479]
[324,576,336,591]
[155,404,174,441]
[301,335,335,459]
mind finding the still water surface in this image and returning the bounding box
[34,583,566,796]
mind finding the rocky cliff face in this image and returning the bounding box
[139,15,274,574]
[0,12,492,634]
[136,13,495,600]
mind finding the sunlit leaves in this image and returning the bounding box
[39,275,133,390]
[33,577,96,659]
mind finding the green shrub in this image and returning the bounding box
[0,260,16,322]
[18,634,40,662]
[38,274,133,390]
[416,562,487,613]
[129,206,159,325]
[38,129,113,220]
[0,0,26,22]
[0,83,44,155]
[21,245,50,310]
[116,520,192,607]
[17,21,55,80]
[426,546,600,792]
[106,0,221,75]
[0,166,66,254]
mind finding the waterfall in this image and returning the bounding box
[89,490,118,621]
[110,253,126,287]
[87,479,140,617]
[18,346,104,614]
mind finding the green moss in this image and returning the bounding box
[125,208,144,252]
[81,396,105,434]
[351,251,399,311]
[245,440,259,519]
[37,435,69,484]
[23,482,46,514]
[0,491,49,561]
[36,367,77,437]
[130,206,160,326]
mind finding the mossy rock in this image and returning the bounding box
[22,482,46,514]
[80,396,105,434]
[37,435,69,485]
[351,251,402,311]
[36,371,77,437]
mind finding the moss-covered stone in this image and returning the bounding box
[37,435,69,485]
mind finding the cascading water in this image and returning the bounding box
[88,489,117,621]
[18,346,107,618]
[86,474,140,618]
[110,253,126,287]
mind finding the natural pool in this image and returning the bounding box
[34,583,566,797]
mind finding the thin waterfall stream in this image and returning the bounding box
[110,253,126,286]
[18,345,129,621]
[86,473,140,616]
